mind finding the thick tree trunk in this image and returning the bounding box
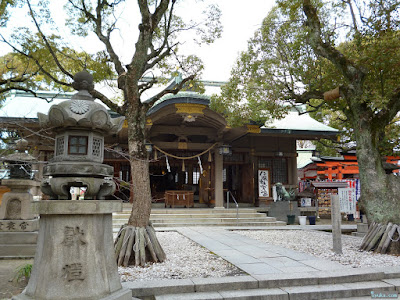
[114,103,166,267]
[353,116,400,255]
[354,120,400,225]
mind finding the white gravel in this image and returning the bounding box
[236,230,400,268]
[119,229,400,282]
[118,231,242,282]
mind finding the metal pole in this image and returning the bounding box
[227,191,230,209]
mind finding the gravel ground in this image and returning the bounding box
[118,231,243,282]
[236,230,400,268]
[119,230,400,282]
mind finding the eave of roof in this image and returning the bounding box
[263,111,339,136]
[260,128,338,137]
[312,181,349,188]
[147,92,210,115]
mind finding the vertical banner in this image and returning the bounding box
[258,169,270,198]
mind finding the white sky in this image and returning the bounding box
[184,0,276,81]
[2,0,275,83]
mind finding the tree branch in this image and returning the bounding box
[69,0,125,76]
[143,74,196,109]
[373,87,400,128]
[1,35,72,88]
[89,88,123,115]
[286,89,325,104]
[27,0,74,80]
[302,0,364,83]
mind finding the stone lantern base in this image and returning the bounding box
[0,179,40,258]
[13,201,131,300]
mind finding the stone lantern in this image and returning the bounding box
[14,71,131,300]
[38,71,124,200]
[3,139,34,180]
[0,139,40,258]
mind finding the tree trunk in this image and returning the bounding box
[354,120,400,225]
[114,103,166,267]
[353,115,400,255]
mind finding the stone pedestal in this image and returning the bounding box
[13,201,131,300]
[268,201,300,223]
[0,179,40,258]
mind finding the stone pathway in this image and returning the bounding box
[177,227,349,276]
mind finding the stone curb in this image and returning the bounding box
[122,268,398,298]
[152,282,396,300]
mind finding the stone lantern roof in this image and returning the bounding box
[37,70,124,134]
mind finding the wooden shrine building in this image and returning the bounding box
[0,90,339,208]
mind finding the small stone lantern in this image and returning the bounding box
[0,139,40,258]
[38,70,124,200]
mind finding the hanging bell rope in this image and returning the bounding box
[152,143,217,160]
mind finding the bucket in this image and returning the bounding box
[308,216,316,225]
[287,214,295,225]
[298,216,307,225]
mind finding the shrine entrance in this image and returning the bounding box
[149,157,203,204]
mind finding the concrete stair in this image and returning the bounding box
[113,208,286,229]
[123,268,400,300]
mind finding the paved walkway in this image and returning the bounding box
[175,226,351,277]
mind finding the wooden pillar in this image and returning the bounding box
[328,167,333,180]
[188,165,193,185]
[251,150,257,206]
[32,149,45,198]
[288,156,297,185]
[337,165,343,180]
[214,149,224,209]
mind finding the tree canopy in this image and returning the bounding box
[216,0,400,226]
[214,0,400,155]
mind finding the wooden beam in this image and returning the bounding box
[149,125,217,137]
[154,141,214,151]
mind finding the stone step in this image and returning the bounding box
[116,208,260,215]
[113,213,267,220]
[114,217,277,224]
[0,244,37,258]
[150,221,285,227]
[113,208,277,227]
[154,281,395,300]
[0,232,38,244]
[123,270,398,300]
[113,221,286,230]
